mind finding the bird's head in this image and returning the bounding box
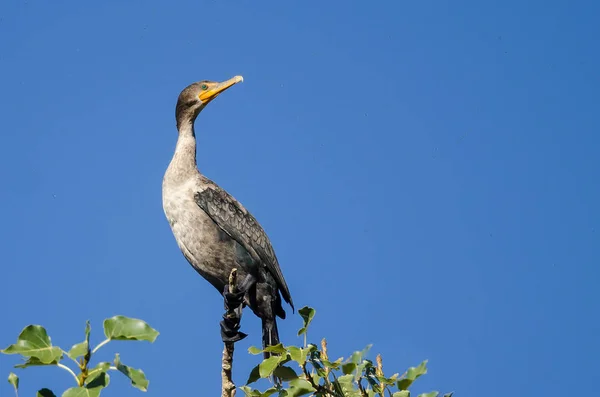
[175,75,244,130]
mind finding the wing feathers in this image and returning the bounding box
[194,184,294,310]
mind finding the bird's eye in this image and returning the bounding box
[201,84,208,90]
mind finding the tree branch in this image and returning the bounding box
[221,269,238,397]
[357,378,368,397]
[301,360,339,397]
[222,341,235,397]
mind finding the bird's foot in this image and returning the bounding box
[220,284,247,343]
[220,272,258,343]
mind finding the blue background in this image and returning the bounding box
[1,1,598,396]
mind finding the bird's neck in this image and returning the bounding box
[168,120,199,179]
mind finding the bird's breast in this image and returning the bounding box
[162,179,250,287]
[162,180,212,248]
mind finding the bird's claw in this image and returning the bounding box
[223,286,245,310]
[220,318,247,342]
[220,284,247,343]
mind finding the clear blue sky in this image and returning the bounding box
[1,1,598,396]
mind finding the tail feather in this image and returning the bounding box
[262,317,280,359]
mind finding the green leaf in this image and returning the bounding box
[335,374,361,397]
[260,388,279,397]
[309,373,320,386]
[378,373,399,386]
[342,362,356,375]
[84,321,91,343]
[248,346,263,355]
[287,346,306,364]
[417,393,438,397]
[443,393,454,397]
[14,356,60,368]
[68,321,91,360]
[273,365,298,381]
[103,316,159,342]
[114,353,149,391]
[297,307,316,336]
[67,342,87,360]
[64,372,109,397]
[1,325,63,364]
[322,358,342,370]
[259,356,281,378]
[239,386,276,397]
[307,354,327,378]
[349,344,372,364]
[263,343,286,355]
[397,360,428,390]
[392,392,410,397]
[84,362,110,385]
[246,364,261,384]
[86,372,109,389]
[240,386,274,397]
[287,378,316,397]
[354,358,373,382]
[37,389,57,397]
[8,372,18,391]
[248,343,286,356]
[62,387,100,397]
[62,388,89,397]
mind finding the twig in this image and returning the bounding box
[79,342,92,386]
[357,378,368,397]
[57,363,79,384]
[221,269,238,397]
[301,361,339,396]
[91,339,110,354]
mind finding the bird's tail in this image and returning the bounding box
[262,317,280,360]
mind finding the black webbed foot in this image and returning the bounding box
[220,272,259,344]
[220,284,247,343]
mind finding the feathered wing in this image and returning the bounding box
[194,181,294,311]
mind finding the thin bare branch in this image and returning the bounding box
[221,269,238,397]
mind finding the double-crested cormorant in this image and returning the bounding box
[162,76,294,354]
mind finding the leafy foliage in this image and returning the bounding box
[1,316,158,397]
[239,306,452,397]
[1,307,451,397]
[114,353,150,391]
[1,325,63,364]
[103,316,159,342]
[297,307,316,337]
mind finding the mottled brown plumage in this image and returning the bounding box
[162,77,293,355]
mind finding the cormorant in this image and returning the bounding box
[162,76,294,355]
